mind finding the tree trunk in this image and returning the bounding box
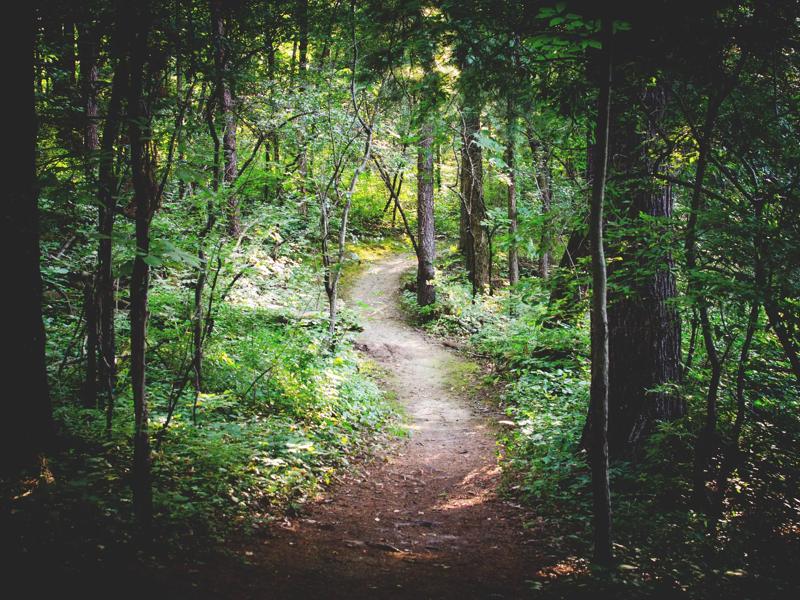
[81,275,98,406]
[506,98,519,286]
[211,0,239,237]
[417,120,436,306]
[2,4,53,472]
[606,80,682,458]
[97,24,129,430]
[127,3,155,530]
[461,107,489,294]
[296,0,309,215]
[588,17,613,566]
[78,21,99,169]
[458,140,472,272]
[78,19,100,406]
[526,127,552,280]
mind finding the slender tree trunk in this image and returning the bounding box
[461,107,489,294]
[506,97,519,286]
[588,17,613,566]
[78,20,100,406]
[687,85,730,510]
[2,4,53,472]
[127,3,155,530]
[417,120,436,306]
[78,21,99,168]
[264,18,278,200]
[296,0,309,215]
[297,0,308,73]
[97,26,129,430]
[211,0,239,237]
[526,128,552,280]
[458,137,472,270]
[81,275,98,406]
[537,163,551,280]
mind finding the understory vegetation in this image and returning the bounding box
[403,246,800,597]
[8,213,399,561]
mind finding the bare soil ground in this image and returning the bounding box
[179,254,548,599]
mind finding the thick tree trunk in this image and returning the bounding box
[127,3,155,530]
[211,0,239,237]
[588,17,613,566]
[417,120,436,306]
[606,80,682,458]
[2,5,53,472]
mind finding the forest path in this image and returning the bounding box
[204,254,544,599]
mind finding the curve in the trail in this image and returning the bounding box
[197,254,545,599]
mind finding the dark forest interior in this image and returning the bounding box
[3,1,800,597]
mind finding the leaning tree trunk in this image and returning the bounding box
[606,78,682,458]
[2,4,53,473]
[417,119,436,306]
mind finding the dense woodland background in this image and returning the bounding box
[3,0,800,597]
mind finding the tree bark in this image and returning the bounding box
[2,4,53,472]
[97,22,129,429]
[588,16,613,567]
[461,107,489,294]
[506,98,519,286]
[78,20,100,168]
[211,0,239,237]
[127,2,155,530]
[296,0,309,214]
[526,127,552,280]
[417,120,436,306]
[78,18,100,406]
[606,80,682,458]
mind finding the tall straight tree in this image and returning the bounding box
[127,1,157,529]
[454,34,489,294]
[415,17,437,307]
[588,15,614,567]
[78,15,100,406]
[96,12,129,426]
[506,95,519,286]
[417,119,436,306]
[606,75,682,457]
[2,1,53,473]
[458,98,489,293]
[211,0,239,237]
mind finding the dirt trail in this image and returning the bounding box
[200,254,545,599]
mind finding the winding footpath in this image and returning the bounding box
[198,254,546,598]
